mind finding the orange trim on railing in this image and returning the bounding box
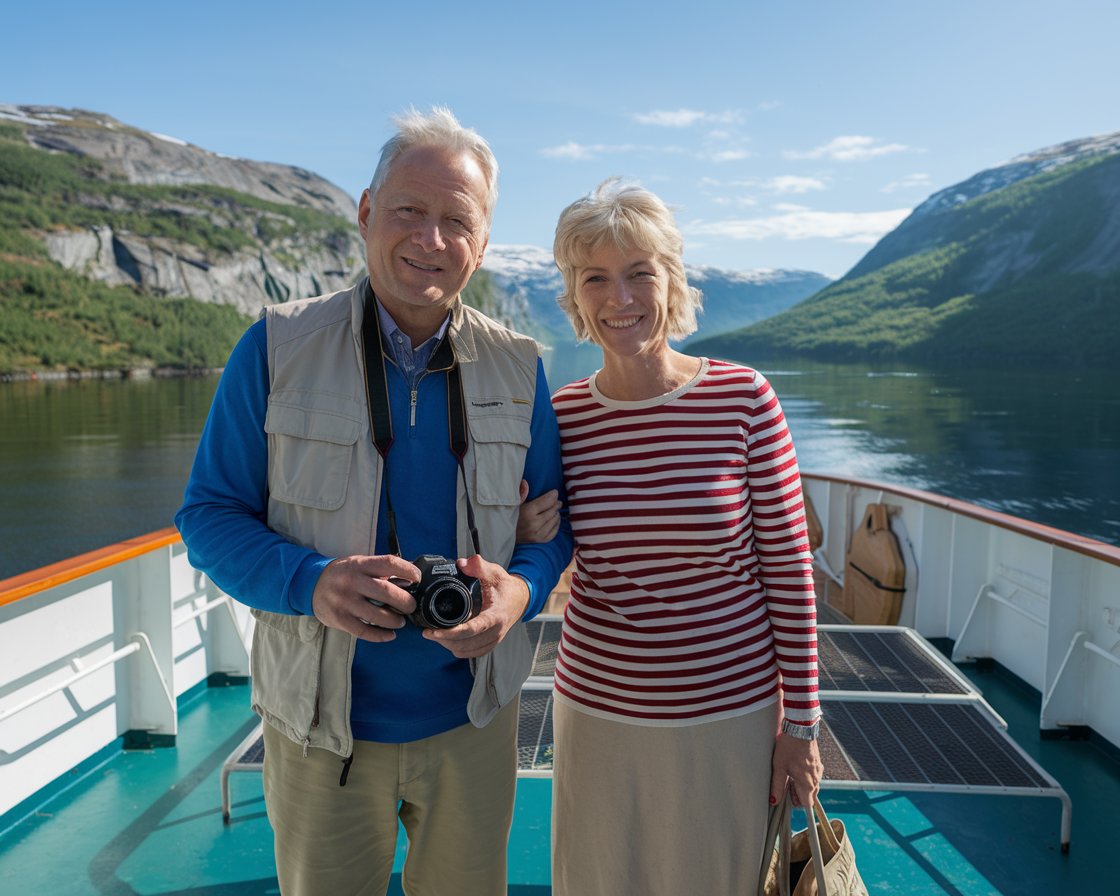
[802,472,1120,567]
[0,527,183,608]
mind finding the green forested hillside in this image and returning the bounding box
[691,149,1120,367]
[0,255,251,372]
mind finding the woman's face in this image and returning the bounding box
[573,241,671,358]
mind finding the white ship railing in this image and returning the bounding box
[801,472,1120,750]
[0,529,251,819]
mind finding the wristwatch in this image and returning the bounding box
[781,718,821,741]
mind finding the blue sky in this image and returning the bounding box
[4,0,1117,278]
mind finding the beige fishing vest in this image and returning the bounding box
[252,279,539,757]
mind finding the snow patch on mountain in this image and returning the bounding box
[912,131,1120,218]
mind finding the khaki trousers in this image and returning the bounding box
[262,699,518,896]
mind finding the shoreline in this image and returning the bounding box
[0,366,223,383]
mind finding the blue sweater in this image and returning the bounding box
[175,318,572,743]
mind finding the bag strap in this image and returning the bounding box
[804,806,829,896]
[757,792,793,896]
[811,795,843,855]
[805,796,848,896]
[759,792,844,896]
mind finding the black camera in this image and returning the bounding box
[401,555,483,629]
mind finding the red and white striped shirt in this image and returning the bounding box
[551,358,820,728]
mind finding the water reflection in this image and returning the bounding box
[2,355,1117,581]
[0,376,219,579]
[755,360,1120,545]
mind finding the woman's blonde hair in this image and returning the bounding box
[553,177,701,342]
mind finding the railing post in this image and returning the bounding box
[123,547,177,740]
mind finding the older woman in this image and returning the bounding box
[540,178,823,895]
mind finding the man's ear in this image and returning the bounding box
[476,235,489,270]
[358,189,371,238]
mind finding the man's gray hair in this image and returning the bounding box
[369,106,499,224]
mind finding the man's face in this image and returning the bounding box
[358,144,489,337]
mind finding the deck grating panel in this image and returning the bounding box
[820,702,1051,789]
[524,618,562,678]
[517,689,554,772]
[818,629,966,694]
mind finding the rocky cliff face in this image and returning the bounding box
[41,223,357,315]
[2,104,365,314]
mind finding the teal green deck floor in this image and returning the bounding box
[1,665,1116,894]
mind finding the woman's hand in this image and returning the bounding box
[770,731,824,808]
[516,479,562,544]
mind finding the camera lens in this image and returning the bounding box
[406,556,483,629]
[428,582,470,626]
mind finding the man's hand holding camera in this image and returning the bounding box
[311,555,420,641]
[312,553,527,657]
[423,555,529,659]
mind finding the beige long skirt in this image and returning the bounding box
[551,698,778,896]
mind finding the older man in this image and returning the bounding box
[176,107,571,895]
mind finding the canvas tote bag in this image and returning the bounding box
[757,792,868,896]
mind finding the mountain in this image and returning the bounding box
[1,105,364,317]
[680,266,831,345]
[481,244,829,346]
[691,131,1120,368]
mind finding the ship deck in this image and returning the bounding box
[1,653,1117,895]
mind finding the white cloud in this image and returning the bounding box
[700,175,827,201]
[633,109,707,127]
[786,135,912,161]
[632,108,745,127]
[542,141,721,163]
[881,173,933,193]
[766,175,827,194]
[685,207,912,243]
[705,148,751,163]
[540,141,636,160]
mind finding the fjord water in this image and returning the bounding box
[1,357,1118,581]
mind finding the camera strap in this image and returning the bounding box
[359,284,482,558]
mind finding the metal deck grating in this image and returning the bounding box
[517,686,555,773]
[818,628,968,695]
[819,702,1051,788]
[524,618,562,678]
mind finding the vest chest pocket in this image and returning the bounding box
[265,391,364,511]
[467,406,532,507]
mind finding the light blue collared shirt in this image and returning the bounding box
[375,299,450,382]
